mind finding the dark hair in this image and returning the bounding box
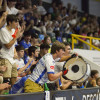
[40,43,50,49]
[31,33,38,39]
[93,31,98,37]
[91,70,99,78]
[15,45,24,52]
[87,32,92,36]
[28,46,37,56]
[24,31,31,37]
[64,42,70,46]
[7,14,18,25]
[44,36,51,43]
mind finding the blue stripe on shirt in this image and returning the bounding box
[35,68,47,84]
[47,72,54,74]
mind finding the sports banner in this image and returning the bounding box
[51,87,100,100]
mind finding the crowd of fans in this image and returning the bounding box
[0,0,100,95]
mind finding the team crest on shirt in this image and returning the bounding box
[50,66,54,69]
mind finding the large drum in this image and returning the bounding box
[63,56,91,83]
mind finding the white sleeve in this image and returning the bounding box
[12,7,19,15]
[45,56,55,74]
[0,30,10,44]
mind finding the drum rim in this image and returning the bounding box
[76,63,91,83]
[63,56,90,82]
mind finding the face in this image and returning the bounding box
[65,45,71,56]
[46,37,51,45]
[18,50,24,58]
[97,79,100,86]
[10,21,19,29]
[56,49,65,58]
[25,36,31,43]
[94,32,98,37]
[94,73,99,79]
[34,49,39,57]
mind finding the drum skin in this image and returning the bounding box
[63,56,91,83]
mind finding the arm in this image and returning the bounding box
[13,48,18,59]
[0,0,7,12]
[48,71,62,81]
[59,55,71,62]
[0,83,11,91]
[4,27,21,49]
[60,77,73,90]
[0,11,8,28]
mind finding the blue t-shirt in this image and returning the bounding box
[20,40,31,49]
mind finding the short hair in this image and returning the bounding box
[31,33,38,39]
[24,31,31,37]
[91,70,99,78]
[7,14,18,25]
[51,41,65,54]
[40,43,50,50]
[64,42,70,46]
[87,32,92,36]
[28,46,37,56]
[15,45,24,52]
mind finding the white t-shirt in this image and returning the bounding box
[93,39,100,45]
[15,58,25,70]
[54,62,65,73]
[6,6,19,15]
[29,53,55,85]
[0,27,16,64]
[37,6,47,15]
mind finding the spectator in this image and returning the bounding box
[31,33,40,47]
[15,45,36,78]
[86,70,99,88]
[92,31,100,48]
[0,14,23,85]
[24,46,39,65]
[38,43,50,59]
[37,0,47,15]
[83,32,93,50]
[20,31,31,49]
[96,77,100,87]
[9,65,35,94]
[43,36,52,53]
[6,0,32,15]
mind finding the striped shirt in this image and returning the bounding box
[29,53,55,85]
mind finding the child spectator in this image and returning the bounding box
[86,70,99,88]
[96,77,100,87]
[15,45,37,78]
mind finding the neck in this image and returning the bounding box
[6,25,12,32]
[52,53,57,60]
[40,51,44,57]
[17,56,21,60]
[29,55,35,59]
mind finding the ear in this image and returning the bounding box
[56,50,59,54]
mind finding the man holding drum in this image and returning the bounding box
[24,41,69,93]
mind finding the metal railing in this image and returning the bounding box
[71,34,100,51]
